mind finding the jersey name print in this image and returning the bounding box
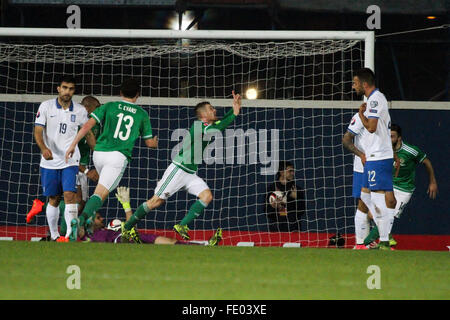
[90,100,153,161]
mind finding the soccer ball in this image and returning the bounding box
[107,219,122,231]
[269,191,287,205]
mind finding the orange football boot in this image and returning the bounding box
[26,199,45,223]
[56,236,69,242]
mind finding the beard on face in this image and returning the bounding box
[392,139,398,148]
[59,93,71,101]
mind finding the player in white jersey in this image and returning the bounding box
[352,68,398,250]
[34,76,95,242]
[342,112,371,249]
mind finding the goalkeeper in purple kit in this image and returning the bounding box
[80,186,222,246]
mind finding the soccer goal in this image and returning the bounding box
[0,28,374,247]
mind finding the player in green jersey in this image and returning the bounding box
[65,79,158,236]
[122,91,242,242]
[364,124,438,247]
[77,96,101,210]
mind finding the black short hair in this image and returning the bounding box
[194,101,210,118]
[276,161,294,179]
[354,68,376,86]
[58,75,76,86]
[391,123,402,137]
[120,78,140,99]
[278,161,294,173]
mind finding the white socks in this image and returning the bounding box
[354,209,370,244]
[370,192,391,242]
[46,204,60,240]
[387,207,396,235]
[360,191,377,219]
[64,203,78,238]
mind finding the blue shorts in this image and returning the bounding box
[40,166,79,196]
[364,159,393,191]
[352,172,365,198]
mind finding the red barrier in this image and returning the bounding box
[1,226,449,251]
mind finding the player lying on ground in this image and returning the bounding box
[65,78,158,239]
[79,186,222,246]
[363,123,438,247]
[121,91,241,243]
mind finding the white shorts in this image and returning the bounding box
[154,163,209,200]
[76,172,88,201]
[93,151,128,192]
[393,188,413,218]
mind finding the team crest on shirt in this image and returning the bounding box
[36,111,40,118]
[370,101,378,108]
[71,115,76,122]
[351,117,356,125]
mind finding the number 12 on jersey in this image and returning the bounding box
[113,113,134,141]
[368,170,376,182]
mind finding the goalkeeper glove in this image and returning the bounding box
[115,186,131,211]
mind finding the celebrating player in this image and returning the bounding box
[352,68,397,250]
[363,124,438,247]
[121,91,242,242]
[342,112,371,249]
[33,75,95,242]
[65,78,158,234]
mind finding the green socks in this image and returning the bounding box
[81,194,103,224]
[125,199,208,231]
[58,201,67,235]
[180,200,208,226]
[364,225,380,245]
[125,202,150,230]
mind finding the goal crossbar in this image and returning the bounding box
[0,28,375,71]
[0,94,447,110]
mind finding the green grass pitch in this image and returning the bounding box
[0,241,448,300]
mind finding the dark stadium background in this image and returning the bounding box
[0,0,448,236]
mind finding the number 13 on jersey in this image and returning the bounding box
[113,112,134,141]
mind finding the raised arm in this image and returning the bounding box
[209,91,242,132]
[231,90,242,116]
[422,158,438,199]
[116,186,133,221]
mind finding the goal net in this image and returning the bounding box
[0,29,373,247]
